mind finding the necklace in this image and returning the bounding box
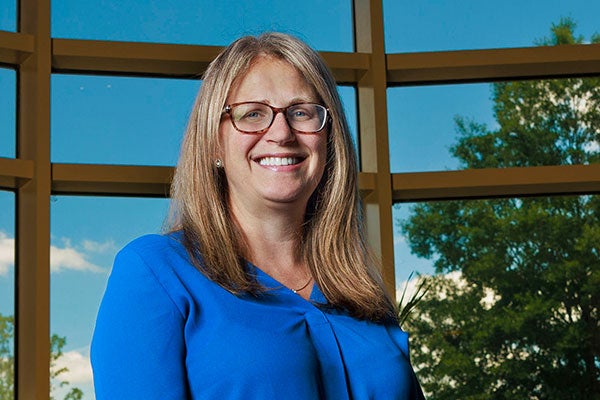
[291,276,313,294]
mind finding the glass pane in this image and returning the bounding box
[50,195,169,399]
[51,75,200,166]
[389,75,600,173]
[395,194,600,398]
[388,83,493,173]
[0,0,16,32]
[393,203,435,279]
[52,0,353,52]
[338,85,358,154]
[0,191,15,399]
[393,203,436,322]
[384,0,600,52]
[0,67,16,158]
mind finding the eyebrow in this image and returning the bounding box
[249,97,319,106]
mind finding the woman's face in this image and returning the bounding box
[219,55,328,215]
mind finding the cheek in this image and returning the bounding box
[220,130,260,163]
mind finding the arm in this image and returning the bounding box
[91,246,190,399]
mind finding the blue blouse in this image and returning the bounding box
[91,234,424,399]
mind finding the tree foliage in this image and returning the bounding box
[0,314,15,399]
[401,19,600,399]
[0,313,83,400]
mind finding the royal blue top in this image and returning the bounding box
[91,234,424,399]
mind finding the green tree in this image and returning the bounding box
[0,313,83,399]
[401,19,600,399]
[0,314,15,399]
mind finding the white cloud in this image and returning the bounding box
[398,270,501,309]
[584,140,600,154]
[0,230,106,274]
[0,231,14,276]
[394,232,407,246]
[51,244,104,273]
[82,239,115,254]
[396,276,423,307]
[55,348,94,385]
[52,347,96,399]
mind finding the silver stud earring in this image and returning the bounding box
[215,159,223,168]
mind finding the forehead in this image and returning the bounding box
[227,55,318,103]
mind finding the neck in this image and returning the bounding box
[229,199,308,280]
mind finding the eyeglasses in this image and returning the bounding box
[223,102,329,134]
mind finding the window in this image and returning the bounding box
[395,195,600,398]
[51,75,199,166]
[50,195,169,398]
[388,83,492,173]
[0,0,16,32]
[51,0,354,51]
[0,190,15,399]
[383,0,600,52]
[0,68,16,158]
[338,85,358,152]
[388,76,600,173]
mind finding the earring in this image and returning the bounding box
[215,159,223,168]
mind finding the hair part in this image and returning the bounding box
[168,32,396,323]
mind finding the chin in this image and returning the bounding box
[263,190,310,206]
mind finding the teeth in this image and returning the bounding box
[259,157,299,166]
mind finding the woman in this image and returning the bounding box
[91,32,424,399]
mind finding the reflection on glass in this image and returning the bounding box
[51,75,200,166]
[389,75,600,172]
[50,195,169,399]
[384,0,600,52]
[0,0,17,32]
[396,195,600,398]
[0,191,15,399]
[0,68,16,158]
[51,0,353,52]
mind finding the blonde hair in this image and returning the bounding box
[168,32,396,322]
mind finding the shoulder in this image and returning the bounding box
[120,232,185,257]
[115,232,191,273]
[92,233,192,398]
[108,232,203,312]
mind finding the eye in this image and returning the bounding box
[233,104,269,122]
[243,110,264,120]
[288,105,314,121]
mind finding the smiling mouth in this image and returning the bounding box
[258,157,302,166]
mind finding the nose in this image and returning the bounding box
[264,111,295,144]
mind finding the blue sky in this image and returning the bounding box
[1,1,599,398]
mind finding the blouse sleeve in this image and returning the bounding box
[91,246,190,399]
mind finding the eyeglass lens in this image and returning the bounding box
[229,103,327,133]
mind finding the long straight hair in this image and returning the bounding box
[168,32,396,323]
